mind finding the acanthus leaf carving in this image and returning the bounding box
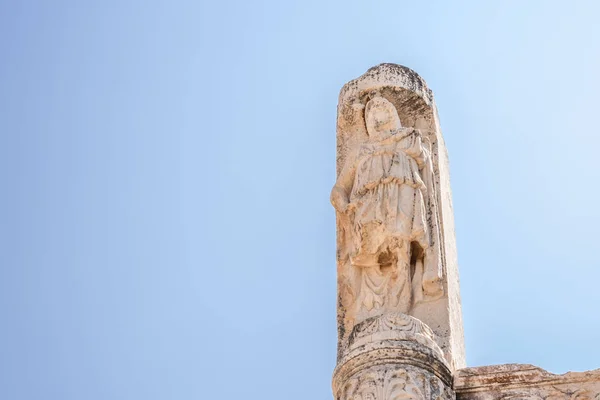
[339,366,453,400]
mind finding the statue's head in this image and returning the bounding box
[365,93,402,139]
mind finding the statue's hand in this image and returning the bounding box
[330,186,349,213]
[344,202,356,215]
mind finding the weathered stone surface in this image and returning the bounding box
[331,63,462,400]
[336,364,454,400]
[330,63,600,400]
[332,314,453,400]
[455,364,600,400]
[332,63,465,371]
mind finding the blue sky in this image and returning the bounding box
[1,0,599,399]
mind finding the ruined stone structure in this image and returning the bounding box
[331,64,600,400]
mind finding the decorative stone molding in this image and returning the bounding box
[347,312,440,356]
[332,337,453,397]
[455,364,600,400]
[336,365,454,400]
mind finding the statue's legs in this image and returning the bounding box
[390,241,412,314]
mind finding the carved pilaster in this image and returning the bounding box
[331,63,600,400]
[332,64,464,400]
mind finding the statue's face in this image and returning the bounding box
[365,97,402,139]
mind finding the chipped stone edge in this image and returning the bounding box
[455,364,600,394]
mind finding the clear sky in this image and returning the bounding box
[1,0,599,399]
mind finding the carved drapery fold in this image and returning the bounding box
[333,64,465,369]
[332,64,464,400]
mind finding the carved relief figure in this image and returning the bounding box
[331,94,443,321]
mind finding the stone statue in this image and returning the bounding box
[332,64,465,400]
[331,92,443,322]
[332,64,600,400]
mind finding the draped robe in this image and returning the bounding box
[344,129,433,315]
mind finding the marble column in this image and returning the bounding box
[331,64,464,400]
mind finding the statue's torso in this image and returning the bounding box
[351,138,425,203]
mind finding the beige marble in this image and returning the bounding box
[338,364,454,400]
[332,311,454,398]
[330,64,600,400]
[332,63,465,370]
[331,63,463,400]
[455,364,600,400]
